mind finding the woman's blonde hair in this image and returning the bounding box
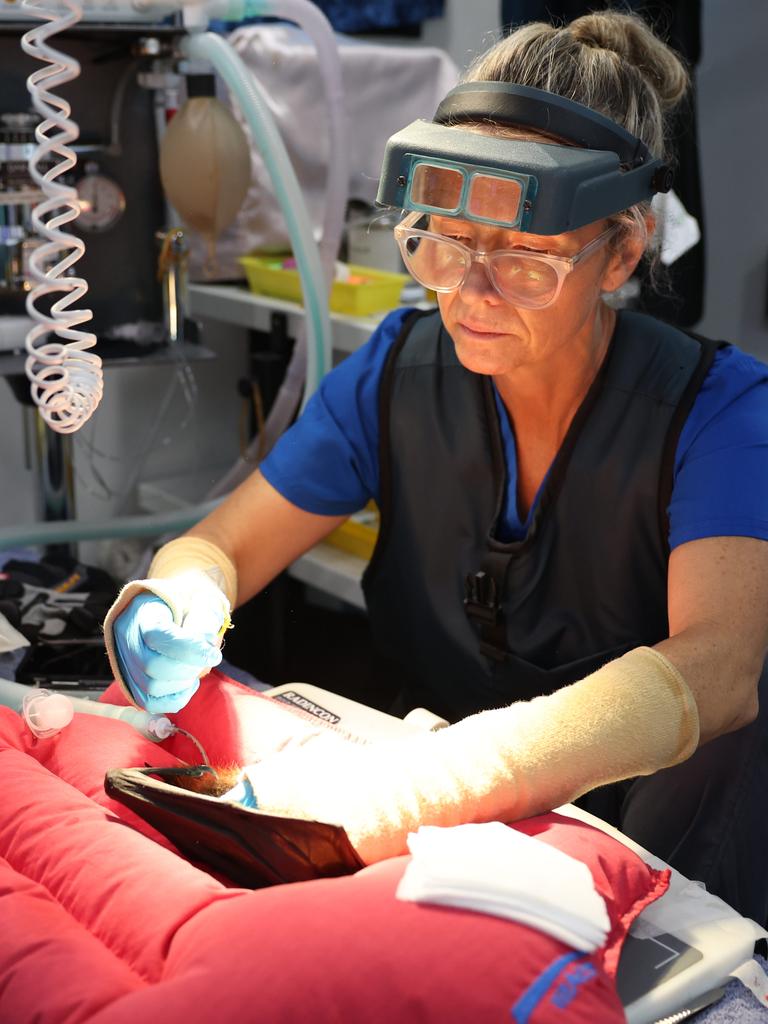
[462,11,690,268]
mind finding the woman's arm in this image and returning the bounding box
[217,537,768,866]
[213,542,768,864]
[187,470,348,606]
[655,535,768,743]
[181,310,407,604]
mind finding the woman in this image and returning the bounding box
[105,13,768,920]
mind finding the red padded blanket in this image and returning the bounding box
[0,673,668,1023]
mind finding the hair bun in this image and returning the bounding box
[569,11,688,109]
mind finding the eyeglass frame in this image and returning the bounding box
[393,211,620,309]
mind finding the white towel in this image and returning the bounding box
[396,822,610,952]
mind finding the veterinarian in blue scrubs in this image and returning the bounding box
[104,10,768,923]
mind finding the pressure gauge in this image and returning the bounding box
[75,163,126,232]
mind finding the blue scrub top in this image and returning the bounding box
[261,308,768,551]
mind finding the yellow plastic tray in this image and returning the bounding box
[325,503,379,561]
[239,255,410,316]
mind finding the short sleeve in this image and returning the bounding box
[669,345,768,550]
[260,307,412,515]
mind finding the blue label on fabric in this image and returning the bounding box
[550,961,598,1009]
[510,951,596,1023]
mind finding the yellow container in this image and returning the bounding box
[239,255,410,317]
[325,502,379,561]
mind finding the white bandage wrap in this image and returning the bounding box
[245,646,700,864]
[103,537,237,704]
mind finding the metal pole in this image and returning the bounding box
[28,405,76,560]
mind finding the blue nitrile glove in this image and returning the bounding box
[220,775,258,808]
[112,592,223,713]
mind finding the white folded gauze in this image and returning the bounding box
[397,822,610,953]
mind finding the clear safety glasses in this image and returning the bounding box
[394,212,618,310]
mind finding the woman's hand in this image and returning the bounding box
[112,592,224,713]
[104,567,231,713]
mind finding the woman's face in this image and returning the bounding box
[434,213,642,378]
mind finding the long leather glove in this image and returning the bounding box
[237,646,699,864]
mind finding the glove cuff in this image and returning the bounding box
[148,536,238,606]
[103,538,236,707]
[446,644,700,824]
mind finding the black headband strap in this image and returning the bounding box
[434,82,652,168]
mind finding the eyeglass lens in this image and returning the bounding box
[401,234,559,305]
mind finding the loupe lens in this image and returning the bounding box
[467,173,522,227]
[410,163,464,213]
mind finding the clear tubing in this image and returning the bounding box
[0,677,173,742]
[252,0,348,286]
[203,343,304,499]
[181,30,332,407]
[1,3,343,545]
[1,677,34,711]
[0,498,222,550]
[21,0,104,434]
[61,696,176,741]
[205,0,348,498]
[172,725,216,774]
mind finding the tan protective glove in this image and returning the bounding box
[242,646,699,865]
[103,536,237,709]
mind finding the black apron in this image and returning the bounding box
[363,308,719,722]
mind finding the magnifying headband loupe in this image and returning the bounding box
[376,82,674,235]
